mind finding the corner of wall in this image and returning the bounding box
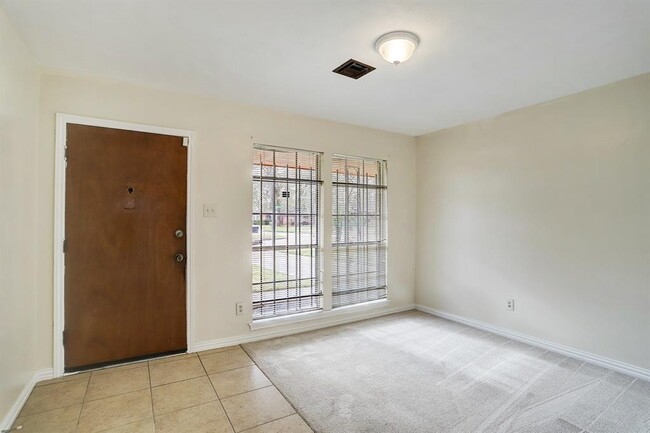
[0,4,45,428]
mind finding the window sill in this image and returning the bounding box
[248,298,390,331]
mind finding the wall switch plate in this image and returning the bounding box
[506,299,515,311]
[203,204,217,218]
[235,302,244,316]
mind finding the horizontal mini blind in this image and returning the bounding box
[252,145,322,319]
[332,155,387,308]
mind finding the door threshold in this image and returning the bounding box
[65,348,188,374]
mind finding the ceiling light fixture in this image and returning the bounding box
[374,31,420,65]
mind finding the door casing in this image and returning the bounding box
[53,113,196,377]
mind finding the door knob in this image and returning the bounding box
[175,253,185,262]
[175,230,184,238]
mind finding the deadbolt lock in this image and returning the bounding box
[175,229,184,238]
[175,253,185,262]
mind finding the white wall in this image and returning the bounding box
[0,6,41,425]
[416,74,650,369]
[36,73,417,369]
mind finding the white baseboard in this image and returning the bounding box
[1,368,53,431]
[415,304,650,382]
[193,303,415,352]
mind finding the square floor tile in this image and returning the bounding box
[35,372,90,387]
[241,414,313,433]
[20,378,88,417]
[149,353,198,366]
[13,404,81,433]
[92,361,148,376]
[155,401,234,433]
[152,376,217,416]
[149,356,205,387]
[221,387,295,432]
[209,365,271,398]
[200,347,254,374]
[85,366,149,401]
[198,346,240,356]
[101,418,155,433]
[76,388,152,433]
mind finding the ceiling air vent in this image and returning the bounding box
[333,59,376,80]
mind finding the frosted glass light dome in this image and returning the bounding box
[374,31,420,65]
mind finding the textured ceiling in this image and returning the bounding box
[3,0,649,135]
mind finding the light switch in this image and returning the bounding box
[203,204,217,218]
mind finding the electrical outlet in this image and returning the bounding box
[235,302,244,316]
[203,204,217,218]
[506,299,515,311]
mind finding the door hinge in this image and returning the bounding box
[182,137,189,147]
[64,146,68,159]
[62,330,66,346]
[63,238,67,253]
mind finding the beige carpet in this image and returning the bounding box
[243,311,650,433]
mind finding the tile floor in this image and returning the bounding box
[11,346,313,433]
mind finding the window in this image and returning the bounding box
[332,155,387,308]
[252,145,322,319]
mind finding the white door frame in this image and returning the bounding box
[53,113,196,377]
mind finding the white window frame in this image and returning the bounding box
[331,154,388,308]
[251,144,324,320]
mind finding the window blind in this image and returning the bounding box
[252,145,322,319]
[332,155,387,308]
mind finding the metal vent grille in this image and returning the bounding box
[333,59,376,80]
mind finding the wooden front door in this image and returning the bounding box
[64,124,188,371]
